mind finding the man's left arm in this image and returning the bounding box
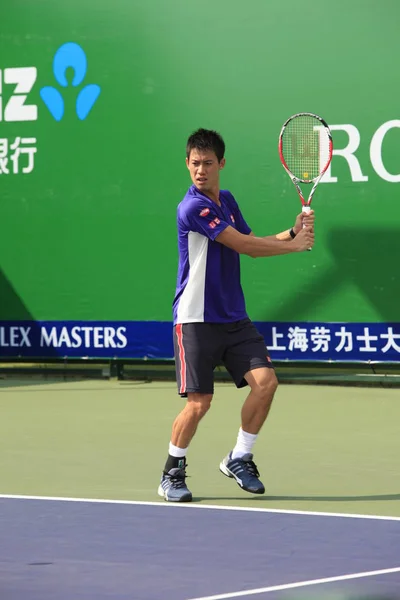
[249,210,315,242]
[229,191,315,242]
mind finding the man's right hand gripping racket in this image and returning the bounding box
[278,112,333,248]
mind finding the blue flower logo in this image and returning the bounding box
[40,43,101,121]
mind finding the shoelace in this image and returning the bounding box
[242,459,260,478]
[167,468,189,488]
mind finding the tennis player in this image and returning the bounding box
[158,128,314,502]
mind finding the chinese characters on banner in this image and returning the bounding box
[0,137,37,175]
[259,323,400,361]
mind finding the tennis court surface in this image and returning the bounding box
[1,379,399,599]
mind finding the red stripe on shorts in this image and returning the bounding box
[176,324,186,394]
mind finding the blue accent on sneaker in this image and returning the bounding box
[219,452,265,494]
[158,464,192,502]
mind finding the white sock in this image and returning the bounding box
[169,442,188,458]
[231,428,258,459]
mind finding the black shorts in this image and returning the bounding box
[173,319,273,397]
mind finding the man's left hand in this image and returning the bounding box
[293,209,315,235]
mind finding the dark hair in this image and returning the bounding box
[186,128,225,162]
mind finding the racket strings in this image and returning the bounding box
[282,115,329,181]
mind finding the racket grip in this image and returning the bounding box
[302,205,311,225]
[302,205,312,251]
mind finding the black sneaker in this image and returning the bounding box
[219,452,265,494]
[157,459,192,502]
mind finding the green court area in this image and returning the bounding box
[1,379,399,517]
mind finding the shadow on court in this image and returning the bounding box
[264,227,400,321]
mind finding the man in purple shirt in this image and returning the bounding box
[158,129,314,502]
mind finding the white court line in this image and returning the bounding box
[186,566,400,600]
[0,494,400,521]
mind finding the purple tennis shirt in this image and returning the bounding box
[173,185,252,325]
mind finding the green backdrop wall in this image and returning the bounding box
[1,0,399,359]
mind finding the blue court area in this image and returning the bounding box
[0,497,399,600]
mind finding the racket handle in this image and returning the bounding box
[302,205,312,251]
[302,205,311,224]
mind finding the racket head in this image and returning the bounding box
[279,112,333,184]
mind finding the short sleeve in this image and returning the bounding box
[185,202,230,241]
[225,192,252,235]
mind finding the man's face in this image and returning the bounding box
[186,149,225,194]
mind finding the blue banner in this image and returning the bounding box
[0,321,399,362]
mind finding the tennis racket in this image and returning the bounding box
[278,112,333,223]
